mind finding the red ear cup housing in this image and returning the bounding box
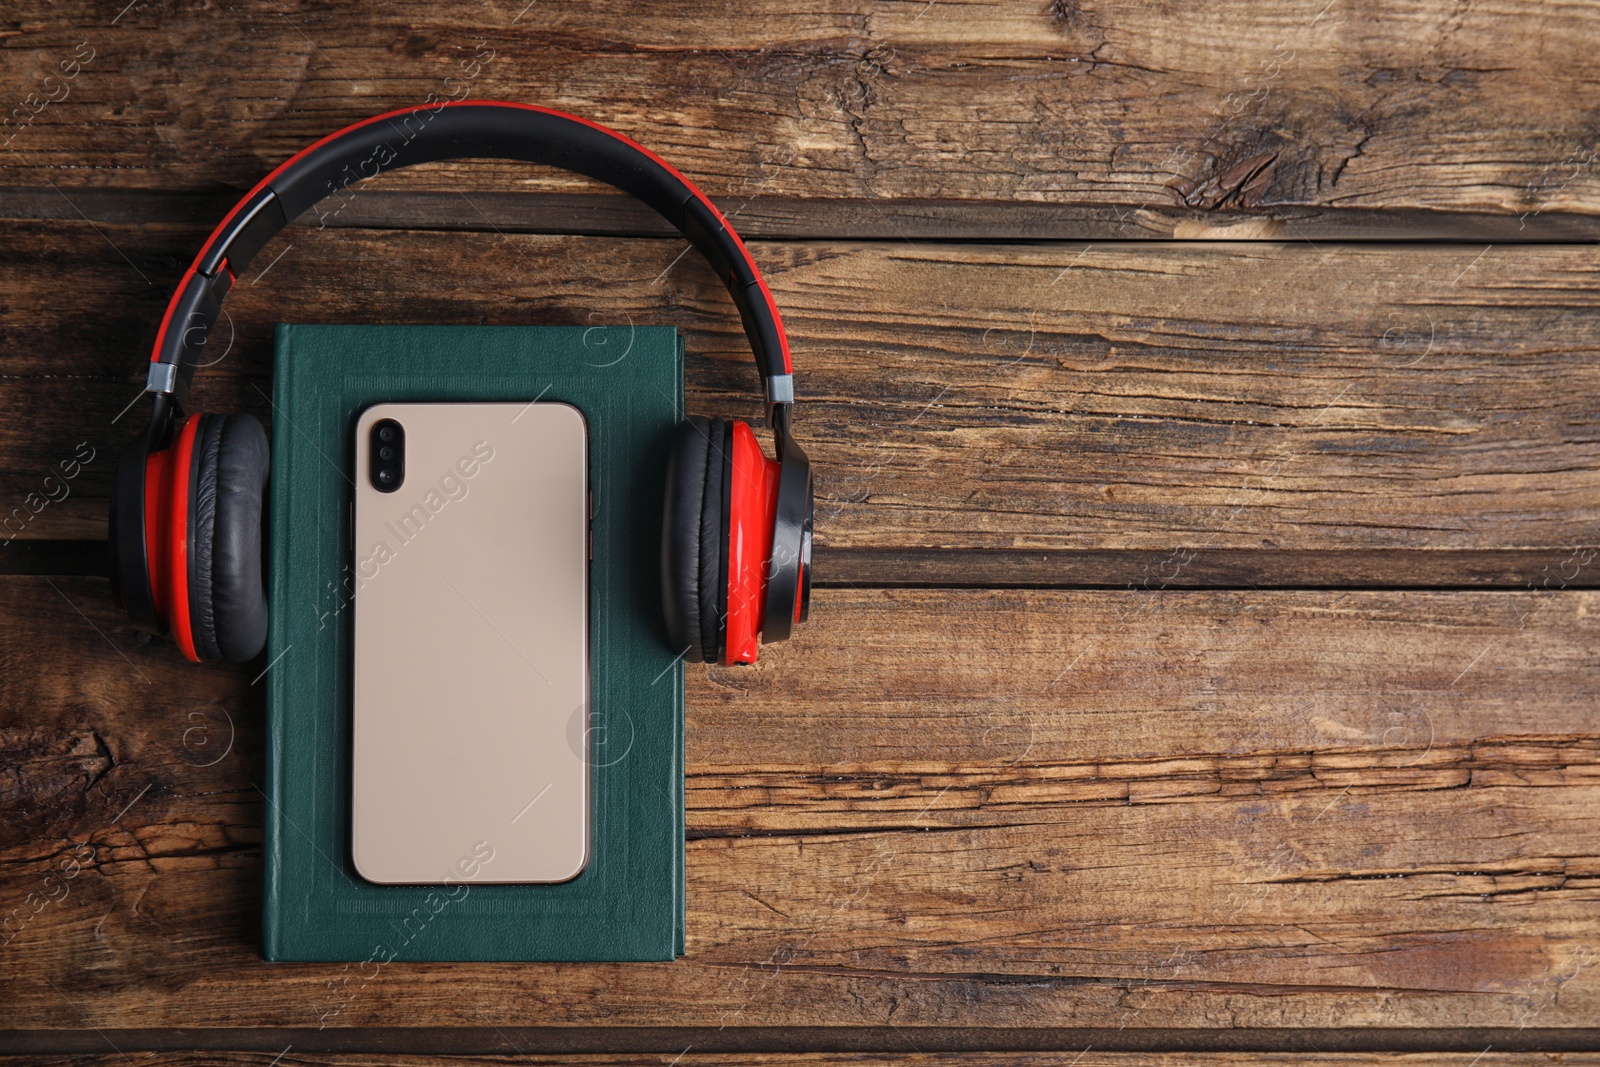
[723,420,782,665]
[145,413,204,658]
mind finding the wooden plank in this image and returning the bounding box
[2,221,1599,585]
[4,577,1599,1032]
[1,0,1599,234]
[817,547,1600,590]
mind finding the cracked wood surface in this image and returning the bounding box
[3,577,1600,1033]
[1,221,1599,587]
[1,1,1600,237]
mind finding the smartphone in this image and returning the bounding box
[350,401,589,885]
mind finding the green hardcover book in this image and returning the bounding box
[262,324,685,964]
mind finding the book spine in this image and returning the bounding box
[260,324,295,962]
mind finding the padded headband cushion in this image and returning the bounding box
[661,416,730,664]
[189,414,270,662]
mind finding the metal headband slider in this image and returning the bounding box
[765,373,794,407]
[146,362,179,395]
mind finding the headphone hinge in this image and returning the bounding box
[145,391,180,449]
[767,400,794,445]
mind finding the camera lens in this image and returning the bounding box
[369,418,404,492]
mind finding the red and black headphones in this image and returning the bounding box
[110,100,813,666]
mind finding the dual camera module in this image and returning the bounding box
[369,419,405,493]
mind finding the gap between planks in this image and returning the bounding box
[2,187,1599,243]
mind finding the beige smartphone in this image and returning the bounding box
[350,401,589,885]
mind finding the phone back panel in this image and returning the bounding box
[351,402,589,884]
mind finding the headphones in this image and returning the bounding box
[110,100,813,667]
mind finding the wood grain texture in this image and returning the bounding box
[4,577,1599,1034]
[4,0,1600,1051]
[2,221,1600,584]
[1,0,1599,234]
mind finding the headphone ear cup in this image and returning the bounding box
[661,416,731,663]
[189,413,269,662]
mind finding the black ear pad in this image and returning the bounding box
[661,416,731,663]
[188,413,269,662]
[662,416,709,661]
[698,417,731,665]
[187,414,225,660]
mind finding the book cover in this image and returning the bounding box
[263,324,685,963]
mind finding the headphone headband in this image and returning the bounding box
[145,100,796,425]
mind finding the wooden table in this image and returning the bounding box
[4,0,1600,1061]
